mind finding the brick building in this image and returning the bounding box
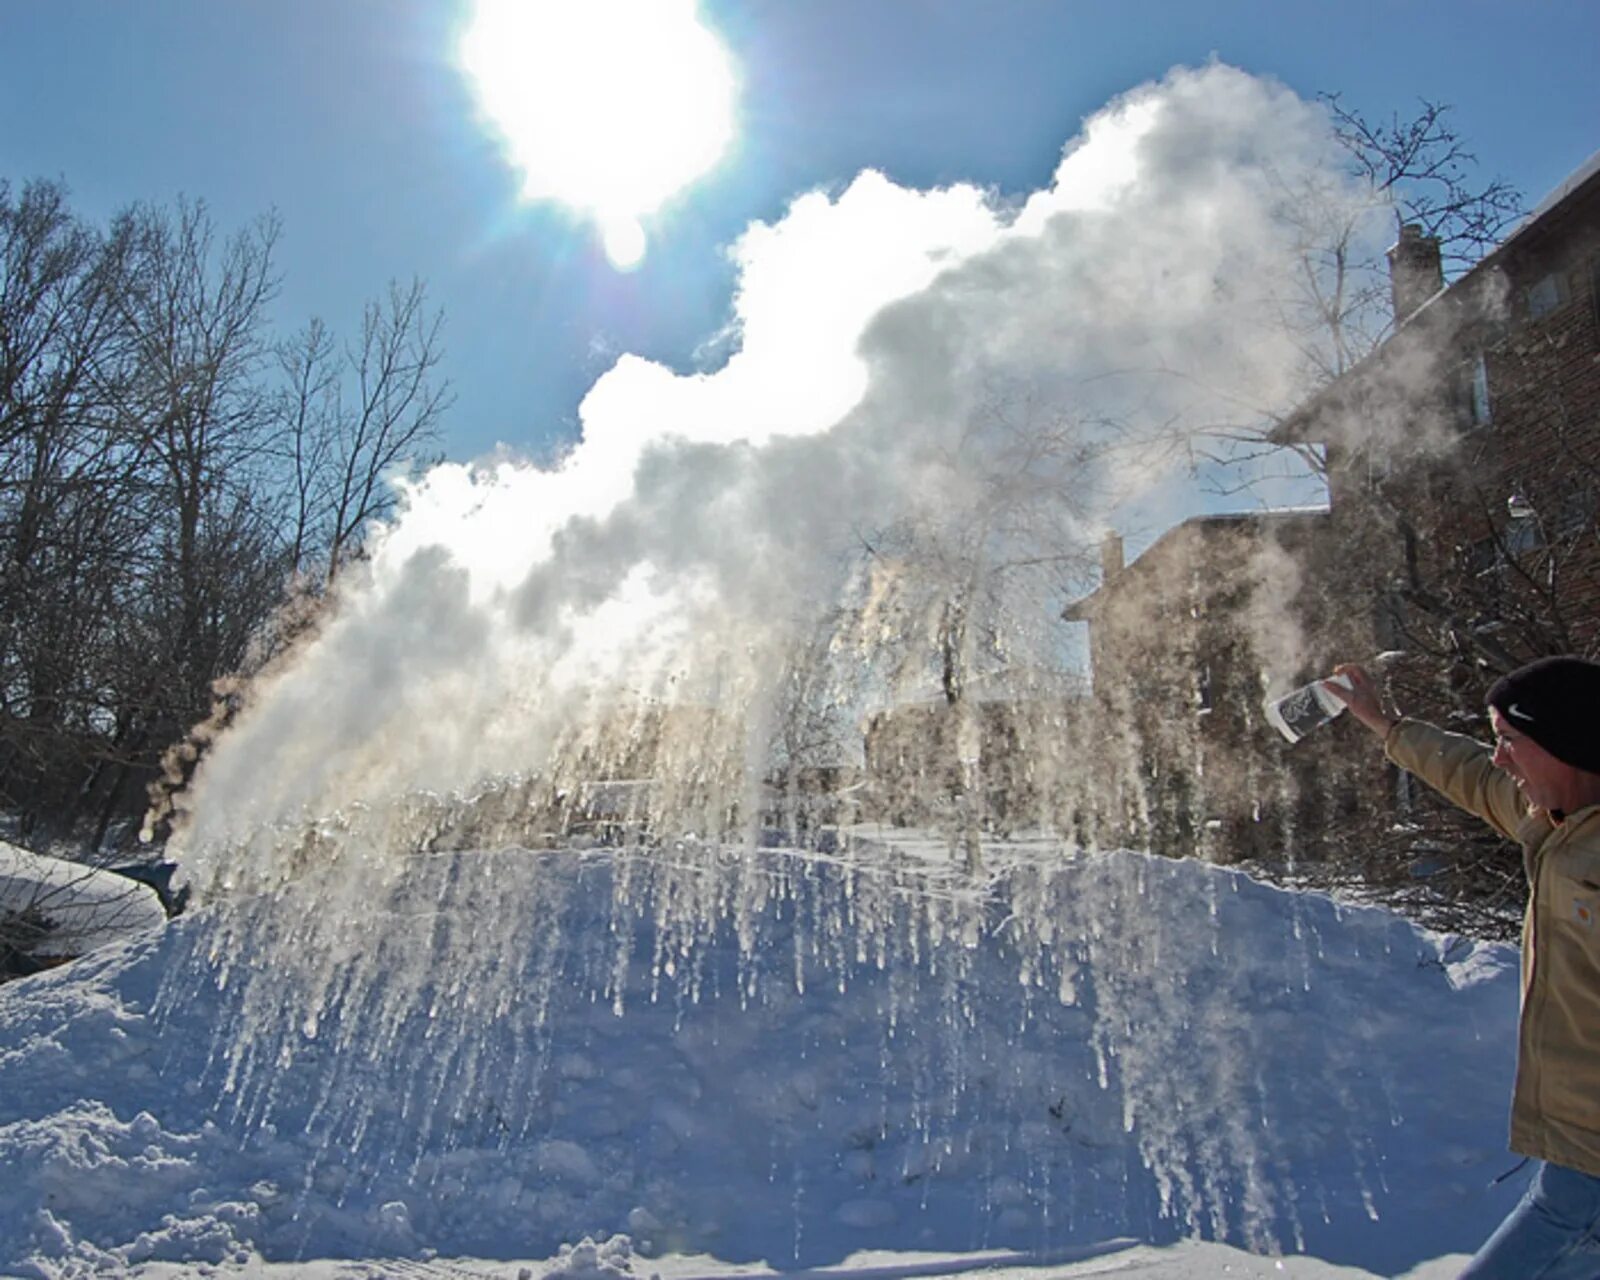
[1062,512,1360,864]
[861,668,1087,835]
[1063,148,1600,894]
[1280,148,1600,686]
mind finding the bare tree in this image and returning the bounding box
[271,279,449,587]
[274,316,340,578]
[0,180,454,854]
[323,280,449,581]
[142,280,451,845]
[1322,94,1525,275]
[1193,96,1526,485]
[114,200,286,728]
[0,180,150,836]
[1295,96,1523,386]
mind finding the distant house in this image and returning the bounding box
[1062,512,1363,864]
[861,667,1088,835]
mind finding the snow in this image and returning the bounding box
[0,833,1520,1279]
[0,842,167,959]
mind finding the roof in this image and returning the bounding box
[1502,145,1600,250]
[1062,508,1329,621]
[1272,146,1600,448]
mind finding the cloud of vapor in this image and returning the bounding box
[172,63,1370,870]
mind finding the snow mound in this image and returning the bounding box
[541,1235,638,1280]
[0,842,1520,1277]
[0,842,166,960]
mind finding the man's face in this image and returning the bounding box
[1490,707,1573,812]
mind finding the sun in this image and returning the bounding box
[459,0,737,269]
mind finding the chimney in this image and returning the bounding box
[1099,531,1124,582]
[1387,223,1444,323]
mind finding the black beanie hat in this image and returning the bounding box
[1487,656,1600,775]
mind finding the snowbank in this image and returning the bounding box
[0,842,167,961]
[0,841,1520,1277]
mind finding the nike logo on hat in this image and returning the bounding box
[1508,702,1535,722]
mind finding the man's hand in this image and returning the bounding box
[1329,663,1395,739]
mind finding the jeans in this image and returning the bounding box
[1460,1160,1600,1279]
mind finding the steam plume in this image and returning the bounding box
[171,64,1375,872]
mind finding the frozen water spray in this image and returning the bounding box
[154,65,1409,1256]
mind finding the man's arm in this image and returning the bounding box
[1328,662,1527,840]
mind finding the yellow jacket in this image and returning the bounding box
[1387,718,1600,1177]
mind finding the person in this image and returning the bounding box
[1330,656,1600,1278]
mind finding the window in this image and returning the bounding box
[1553,488,1598,539]
[1468,352,1492,428]
[1526,271,1568,321]
[1503,517,1544,555]
[1465,536,1499,577]
[1590,256,1600,346]
[1464,537,1515,603]
[1373,594,1404,649]
[1393,765,1414,816]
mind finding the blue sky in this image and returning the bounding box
[3,1,1597,465]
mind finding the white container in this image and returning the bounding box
[1264,675,1353,745]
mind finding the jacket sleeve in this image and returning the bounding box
[1384,718,1528,842]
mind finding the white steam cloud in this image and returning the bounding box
[173,64,1372,869]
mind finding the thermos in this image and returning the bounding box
[1264,674,1353,745]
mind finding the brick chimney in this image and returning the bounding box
[1387,223,1444,323]
[1099,531,1124,582]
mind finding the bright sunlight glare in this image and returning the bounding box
[459,0,737,270]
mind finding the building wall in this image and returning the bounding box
[1069,513,1385,866]
[1055,166,1596,902]
[1318,174,1600,696]
[861,694,1085,834]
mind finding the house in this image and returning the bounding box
[1061,147,1600,891]
[1061,511,1363,864]
[861,667,1088,835]
[1276,148,1600,685]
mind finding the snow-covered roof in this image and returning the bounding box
[1064,507,1330,620]
[1506,145,1600,243]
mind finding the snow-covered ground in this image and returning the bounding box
[1,843,167,962]
[0,832,1521,1279]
